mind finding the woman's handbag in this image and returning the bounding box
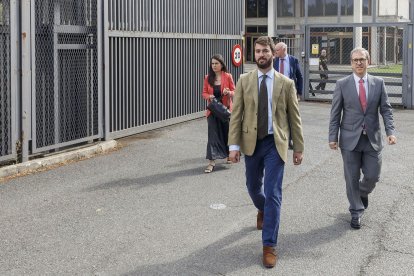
[207,98,231,122]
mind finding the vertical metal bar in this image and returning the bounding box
[127,37,131,128]
[97,0,103,138]
[133,37,136,127]
[114,38,118,132]
[402,25,412,108]
[53,2,60,145]
[23,0,34,159]
[121,37,125,129]
[409,24,414,108]
[9,0,19,158]
[143,37,147,124]
[104,0,111,137]
[304,24,310,100]
[139,38,142,125]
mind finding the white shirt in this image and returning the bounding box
[279,55,290,77]
[353,73,368,100]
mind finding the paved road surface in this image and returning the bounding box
[1,102,413,275]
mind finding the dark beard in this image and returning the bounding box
[256,58,272,69]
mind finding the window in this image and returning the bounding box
[277,0,294,17]
[308,0,324,16]
[363,0,371,16]
[307,0,340,16]
[258,0,267,17]
[246,0,268,18]
[257,26,268,33]
[341,0,354,16]
[246,0,257,17]
[246,26,257,33]
[325,0,338,16]
[277,25,295,30]
[245,26,268,34]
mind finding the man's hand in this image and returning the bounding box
[293,152,303,165]
[329,142,338,150]
[229,150,241,163]
[387,135,397,145]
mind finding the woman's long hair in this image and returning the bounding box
[208,54,228,87]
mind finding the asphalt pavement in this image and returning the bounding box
[1,102,413,275]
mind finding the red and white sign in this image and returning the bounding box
[231,44,242,67]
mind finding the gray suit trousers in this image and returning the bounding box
[341,134,382,218]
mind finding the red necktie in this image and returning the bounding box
[280,59,284,75]
[359,79,367,112]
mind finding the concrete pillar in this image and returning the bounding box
[354,0,363,48]
[268,0,276,37]
[383,27,387,65]
[371,26,378,65]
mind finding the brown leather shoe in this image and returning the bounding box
[257,210,264,230]
[263,246,277,268]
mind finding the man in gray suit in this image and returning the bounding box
[329,47,397,229]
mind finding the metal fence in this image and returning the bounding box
[0,0,244,165]
[30,0,101,153]
[104,0,244,139]
[306,23,411,107]
[0,0,17,163]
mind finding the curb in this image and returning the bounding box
[0,140,118,180]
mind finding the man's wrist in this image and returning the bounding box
[229,145,240,151]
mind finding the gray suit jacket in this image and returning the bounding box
[329,74,395,151]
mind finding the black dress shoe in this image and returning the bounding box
[350,217,361,229]
[361,196,368,209]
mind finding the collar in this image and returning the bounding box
[353,73,368,83]
[258,68,275,80]
[279,54,288,60]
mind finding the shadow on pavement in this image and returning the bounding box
[122,215,349,275]
[83,165,231,192]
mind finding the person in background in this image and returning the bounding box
[228,36,304,268]
[329,47,397,229]
[315,49,329,91]
[202,54,235,173]
[273,42,303,101]
[273,42,303,149]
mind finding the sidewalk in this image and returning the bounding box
[1,102,413,275]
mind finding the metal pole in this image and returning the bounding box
[20,0,31,162]
[10,0,20,159]
[104,0,110,139]
[97,0,104,138]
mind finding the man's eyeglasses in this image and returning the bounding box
[352,58,367,64]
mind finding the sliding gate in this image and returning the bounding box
[22,0,102,158]
[305,23,413,108]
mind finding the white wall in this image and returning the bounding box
[378,0,397,16]
[398,0,410,19]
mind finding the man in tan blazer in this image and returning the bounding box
[228,36,304,268]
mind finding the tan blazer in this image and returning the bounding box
[228,69,304,163]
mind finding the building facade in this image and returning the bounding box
[244,0,411,64]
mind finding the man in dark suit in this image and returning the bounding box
[273,42,303,149]
[329,47,397,229]
[229,36,304,268]
[273,42,303,100]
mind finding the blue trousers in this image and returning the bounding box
[244,135,285,247]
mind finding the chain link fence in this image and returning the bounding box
[308,25,405,106]
[0,0,13,161]
[32,0,100,152]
